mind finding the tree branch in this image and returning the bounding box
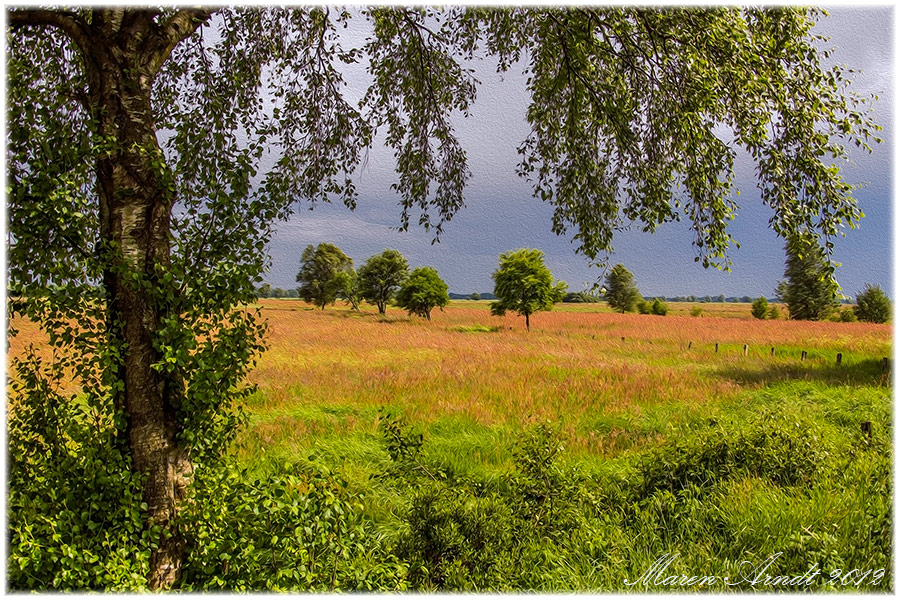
[144,8,214,76]
[7,8,92,56]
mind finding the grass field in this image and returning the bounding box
[215,298,892,590]
[7,298,893,591]
[239,299,890,471]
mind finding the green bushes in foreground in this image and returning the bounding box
[8,380,892,591]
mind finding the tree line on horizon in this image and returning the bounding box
[273,242,891,325]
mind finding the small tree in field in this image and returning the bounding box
[775,235,839,320]
[751,297,769,319]
[604,264,641,313]
[296,243,354,309]
[854,284,892,323]
[336,269,363,311]
[358,249,410,314]
[490,249,567,331]
[395,267,450,320]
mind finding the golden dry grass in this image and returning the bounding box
[7,299,891,462]
[241,299,891,459]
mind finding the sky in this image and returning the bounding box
[263,6,894,298]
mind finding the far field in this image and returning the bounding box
[240,299,890,472]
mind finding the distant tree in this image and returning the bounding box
[285,288,299,298]
[490,249,567,330]
[272,287,287,299]
[395,267,450,320]
[687,296,697,303]
[651,298,668,316]
[336,269,363,310]
[854,284,892,323]
[775,235,839,320]
[838,307,858,322]
[751,297,769,319]
[296,243,354,309]
[563,291,602,303]
[740,296,753,303]
[258,284,273,298]
[470,292,481,301]
[358,249,410,314]
[715,294,726,303]
[604,264,641,313]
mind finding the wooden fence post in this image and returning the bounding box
[861,421,872,438]
[801,350,807,361]
[836,353,842,366]
[743,344,748,356]
[715,343,719,353]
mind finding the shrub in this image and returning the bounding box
[854,284,891,323]
[7,354,155,591]
[690,306,703,317]
[767,304,780,319]
[387,421,593,591]
[650,298,668,316]
[636,299,651,314]
[634,413,828,499]
[839,307,858,322]
[179,463,408,591]
[751,296,769,319]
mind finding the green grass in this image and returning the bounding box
[227,301,892,591]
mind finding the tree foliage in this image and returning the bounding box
[335,269,363,310]
[751,297,769,319]
[775,235,840,321]
[650,298,668,316]
[604,264,641,313]
[5,5,881,590]
[395,267,450,320]
[358,249,410,314]
[296,243,354,309]
[490,249,567,330]
[854,284,892,323]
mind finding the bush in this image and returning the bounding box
[839,307,858,322]
[634,413,827,499]
[179,463,408,591]
[650,298,668,316]
[767,304,780,320]
[387,421,593,591]
[854,284,891,323]
[7,354,155,591]
[636,299,651,314]
[690,306,703,317]
[751,297,768,319]
[562,291,602,303]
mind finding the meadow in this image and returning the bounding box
[225,299,892,591]
[7,299,893,591]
